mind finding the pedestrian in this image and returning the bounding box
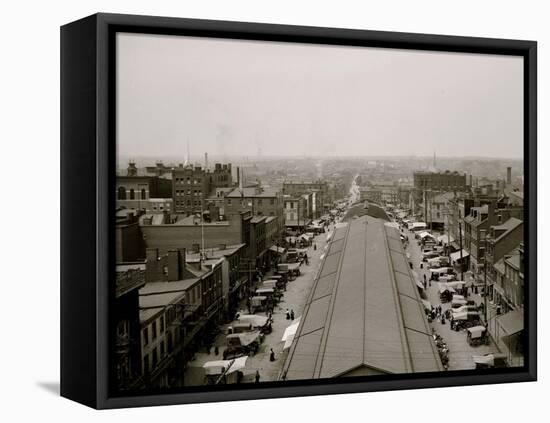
[214,345,219,356]
[304,254,309,265]
[441,314,446,325]
[255,370,260,383]
[286,309,290,320]
[420,262,423,269]
[269,348,276,362]
[314,243,317,251]
[290,309,295,320]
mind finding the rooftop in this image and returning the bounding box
[283,215,442,380]
[226,187,280,198]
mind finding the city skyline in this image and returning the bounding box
[117,33,523,160]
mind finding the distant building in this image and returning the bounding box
[172,162,233,215]
[224,186,285,239]
[283,194,312,231]
[413,170,467,192]
[283,181,329,218]
[117,163,172,211]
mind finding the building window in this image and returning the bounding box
[160,316,165,333]
[167,332,173,352]
[129,189,135,200]
[143,354,150,374]
[141,188,146,200]
[142,327,149,346]
[117,187,126,200]
[152,348,158,367]
[160,340,165,357]
[152,320,157,340]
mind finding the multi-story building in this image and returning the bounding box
[187,244,248,318]
[484,217,524,302]
[283,194,312,231]
[114,267,146,391]
[117,162,172,211]
[464,200,524,284]
[224,186,285,238]
[413,170,467,192]
[492,243,524,366]
[172,162,233,215]
[138,248,224,388]
[283,180,328,218]
[116,210,146,262]
[359,187,382,204]
[140,210,253,258]
[428,192,455,231]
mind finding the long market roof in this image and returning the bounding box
[282,215,442,380]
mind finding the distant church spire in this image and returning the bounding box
[184,140,191,167]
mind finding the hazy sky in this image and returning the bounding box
[117,33,523,160]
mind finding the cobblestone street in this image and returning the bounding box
[184,229,330,385]
[403,227,500,370]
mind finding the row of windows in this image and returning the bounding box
[175,200,201,207]
[175,177,202,184]
[143,334,173,374]
[175,190,203,196]
[142,315,165,347]
[117,187,147,200]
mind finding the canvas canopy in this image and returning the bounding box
[237,314,269,328]
[282,317,301,350]
[450,250,470,262]
[438,234,454,245]
[419,231,435,239]
[496,309,524,336]
[203,356,248,376]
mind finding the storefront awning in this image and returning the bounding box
[269,246,286,254]
[497,309,524,336]
[450,250,469,262]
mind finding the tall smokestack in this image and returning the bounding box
[469,174,473,187]
[506,167,512,185]
[204,152,208,170]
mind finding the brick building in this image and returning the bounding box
[116,163,172,211]
[283,180,328,218]
[172,162,233,215]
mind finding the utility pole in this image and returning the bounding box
[480,229,488,325]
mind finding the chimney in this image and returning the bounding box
[127,161,138,176]
[145,248,160,282]
[167,248,186,281]
[507,167,512,185]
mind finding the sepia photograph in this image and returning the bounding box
[113,31,526,392]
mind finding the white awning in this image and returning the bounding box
[497,309,524,336]
[438,234,454,245]
[450,250,469,262]
[203,356,248,375]
[282,317,301,350]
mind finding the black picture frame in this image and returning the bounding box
[60,12,537,409]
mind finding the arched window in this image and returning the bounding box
[141,189,146,200]
[129,189,135,200]
[117,187,126,200]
